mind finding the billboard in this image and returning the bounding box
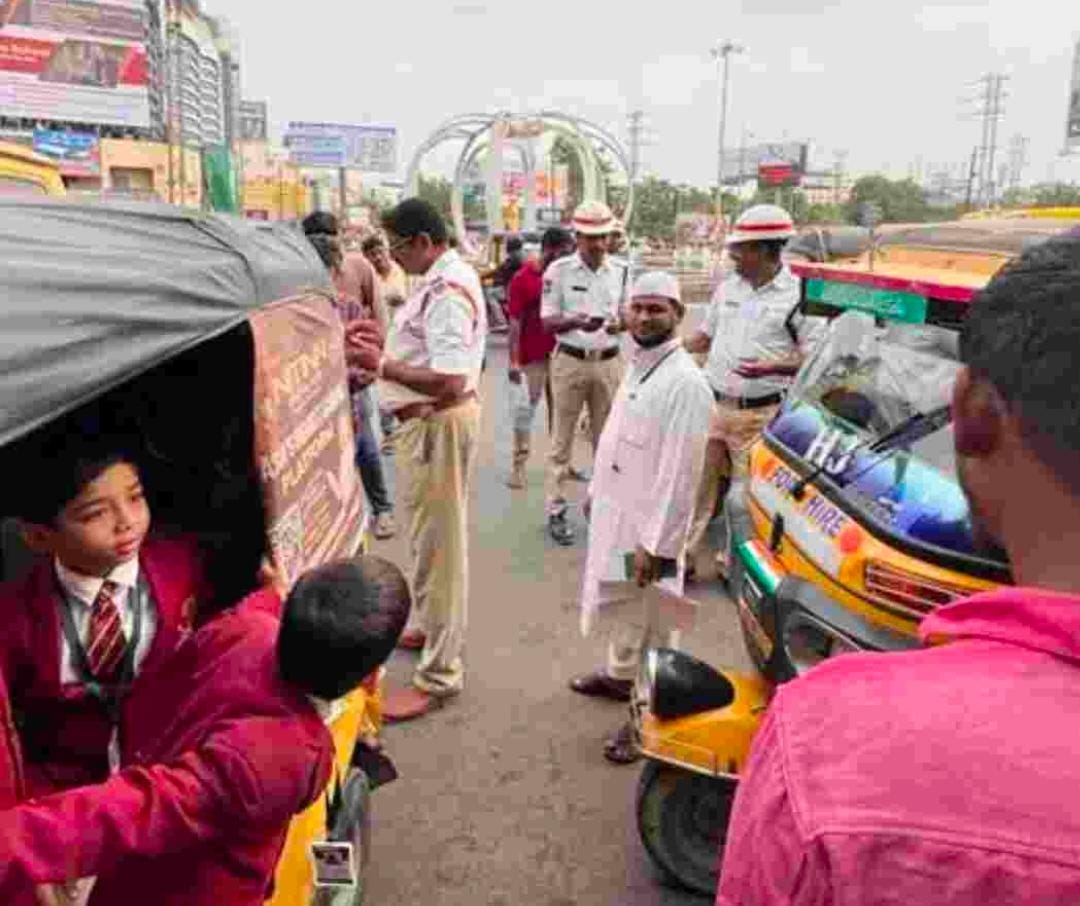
[285,121,398,173]
[722,140,808,183]
[239,99,267,142]
[32,126,98,175]
[1067,39,1080,153]
[0,0,150,128]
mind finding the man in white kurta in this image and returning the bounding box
[569,271,713,763]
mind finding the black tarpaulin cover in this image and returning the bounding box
[0,198,331,447]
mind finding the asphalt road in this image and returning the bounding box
[364,336,751,906]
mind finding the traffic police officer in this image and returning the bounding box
[541,200,629,545]
[684,204,825,576]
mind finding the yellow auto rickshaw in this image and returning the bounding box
[0,142,66,197]
[633,215,1080,895]
[0,197,386,904]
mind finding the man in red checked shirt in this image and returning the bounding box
[506,227,575,489]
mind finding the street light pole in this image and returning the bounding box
[712,39,745,220]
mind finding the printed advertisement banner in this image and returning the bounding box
[285,121,398,173]
[0,0,150,127]
[32,126,99,175]
[250,295,367,587]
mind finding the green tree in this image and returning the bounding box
[1030,182,1080,207]
[846,175,930,224]
[629,175,678,239]
[550,136,585,215]
[417,174,452,224]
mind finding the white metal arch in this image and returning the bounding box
[404,111,634,248]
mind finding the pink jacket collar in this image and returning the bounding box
[920,587,1080,664]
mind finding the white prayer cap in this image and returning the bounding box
[631,270,683,310]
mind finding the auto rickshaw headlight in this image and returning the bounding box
[645,648,736,721]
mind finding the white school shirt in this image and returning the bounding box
[54,556,157,684]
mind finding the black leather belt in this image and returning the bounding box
[713,390,784,410]
[558,344,619,362]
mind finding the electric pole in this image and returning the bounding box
[628,110,645,185]
[832,149,848,207]
[970,72,1009,207]
[711,39,745,217]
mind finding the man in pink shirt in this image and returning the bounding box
[718,234,1080,904]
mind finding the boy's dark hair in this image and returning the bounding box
[961,233,1080,488]
[8,427,141,526]
[278,556,410,700]
[382,198,448,245]
[360,233,385,254]
[302,211,339,237]
[506,235,523,254]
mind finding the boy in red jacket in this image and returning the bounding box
[0,555,410,905]
[0,434,202,796]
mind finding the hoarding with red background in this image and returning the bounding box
[0,0,149,128]
[249,295,368,587]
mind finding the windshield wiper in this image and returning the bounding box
[790,404,952,501]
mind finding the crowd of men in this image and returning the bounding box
[1,188,1079,904]
[359,194,1080,904]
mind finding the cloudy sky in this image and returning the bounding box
[210,0,1080,186]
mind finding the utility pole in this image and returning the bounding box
[969,72,1009,207]
[964,145,978,209]
[1006,133,1029,194]
[832,149,848,207]
[627,109,645,185]
[711,39,745,218]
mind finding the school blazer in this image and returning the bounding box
[0,587,334,906]
[0,535,202,795]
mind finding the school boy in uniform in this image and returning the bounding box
[0,556,411,906]
[0,434,203,796]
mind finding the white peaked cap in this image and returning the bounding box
[631,270,683,309]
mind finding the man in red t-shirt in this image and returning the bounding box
[506,228,575,489]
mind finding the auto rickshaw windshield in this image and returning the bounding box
[787,311,961,479]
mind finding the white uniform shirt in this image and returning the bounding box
[54,556,157,685]
[378,249,488,411]
[580,338,713,631]
[702,266,825,399]
[540,252,629,352]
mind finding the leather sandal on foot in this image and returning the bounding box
[569,670,632,702]
[603,721,642,764]
[382,684,443,723]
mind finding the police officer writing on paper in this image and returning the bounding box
[345,199,486,723]
[570,272,712,763]
[683,204,825,579]
[541,200,629,546]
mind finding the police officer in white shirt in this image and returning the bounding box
[540,200,629,546]
[683,204,825,577]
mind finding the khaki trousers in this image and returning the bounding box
[686,400,779,569]
[545,349,623,514]
[396,399,480,696]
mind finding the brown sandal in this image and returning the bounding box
[603,721,642,764]
[569,670,632,702]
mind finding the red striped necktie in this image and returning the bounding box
[86,580,127,684]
